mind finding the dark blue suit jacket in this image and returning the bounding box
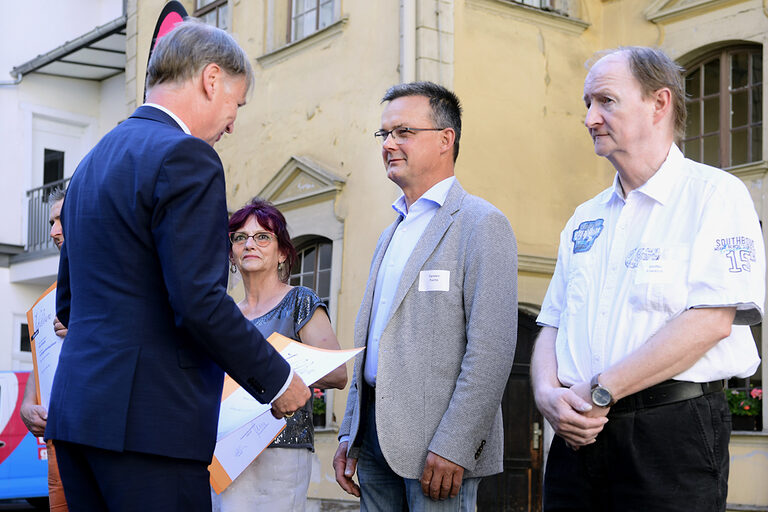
[48,106,290,462]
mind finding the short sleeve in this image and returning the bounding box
[537,225,572,328]
[293,287,329,332]
[687,178,765,325]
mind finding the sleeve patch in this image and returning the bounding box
[714,236,756,273]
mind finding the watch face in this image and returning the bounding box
[592,387,612,407]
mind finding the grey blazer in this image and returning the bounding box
[339,180,518,479]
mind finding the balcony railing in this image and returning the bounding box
[26,177,70,253]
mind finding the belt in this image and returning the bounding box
[610,379,724,414]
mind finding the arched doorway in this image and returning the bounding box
[477,309,543,511]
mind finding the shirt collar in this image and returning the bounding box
[392,176,456,217]
[601,143,680,206]
[635,143,681,205]
[143,103,191,135]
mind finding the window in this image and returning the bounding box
[290,237,333,427]
[194,0,229,31]
[683,46,763,168]
[290,0,337,42]
[727,322,763,431]
[44,149,64,186]
[20,323,31,353]
[290,238,332,307]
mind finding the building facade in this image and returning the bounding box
[3,0,766,509]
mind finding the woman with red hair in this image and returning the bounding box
[212,198,347,512]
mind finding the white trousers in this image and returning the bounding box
[211,447,312,512]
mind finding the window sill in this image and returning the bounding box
[466,0,589,35]
[731,429,768,437]
[257,16,349,68]
[727,160,768,180]
[314,424,339,434]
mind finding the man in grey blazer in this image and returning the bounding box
[333,82,518,511]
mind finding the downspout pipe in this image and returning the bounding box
[0,72,22,87]
[400,0,416,83]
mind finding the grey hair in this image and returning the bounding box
[382,81,463,162]
[589,46,687,141]
[49,187,66,203]
[146,18,254,93]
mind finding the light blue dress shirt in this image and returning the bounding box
[363,176,456,386]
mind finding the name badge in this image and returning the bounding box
[419,270,450,291]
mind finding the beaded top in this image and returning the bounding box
[249,286,327,450]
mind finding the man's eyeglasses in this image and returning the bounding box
[373,127,445,145]
[229,231,276,247]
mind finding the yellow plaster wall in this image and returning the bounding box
[728,434,768,506]
[453,0,613,306]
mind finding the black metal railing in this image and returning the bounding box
[26,177,70,253]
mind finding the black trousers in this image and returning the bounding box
[54,440,212,512]
[543,392,731,512]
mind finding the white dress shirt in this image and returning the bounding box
[364,176,457,386]
[143,103,191,135]
[538,144,764,386]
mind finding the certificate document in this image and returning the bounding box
[209,333,364,493]
[26,282,60,411]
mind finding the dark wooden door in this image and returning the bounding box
[477,310,543,512]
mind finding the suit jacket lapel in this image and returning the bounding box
[384,181,465,327]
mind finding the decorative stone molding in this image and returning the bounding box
[257,17,348,68]
[258,156,346,208]
[519,253,557,275]
[467,0,590,36]
[644,0,748,23]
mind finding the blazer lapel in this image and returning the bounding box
[384,181,465,327]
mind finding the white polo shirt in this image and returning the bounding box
[538,144,765,386]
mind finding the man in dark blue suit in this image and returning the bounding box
[47,20,310,511]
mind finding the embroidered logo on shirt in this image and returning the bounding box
[625,247,661,269]
[714,236,756,273]
[572,219,604,253]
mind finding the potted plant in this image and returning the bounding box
[312,388,326,427]
[727,387,762,431]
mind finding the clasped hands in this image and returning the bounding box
[333,443,465,501]
[536,380,610,449]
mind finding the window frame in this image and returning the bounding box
[288,0,338,43]
[193,0,229,30]
[290,236,335,429]
[682,45,763,169]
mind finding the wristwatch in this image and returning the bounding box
[590,374,616,407]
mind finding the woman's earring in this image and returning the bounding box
[230,262,237,274]
[277,261,285,271]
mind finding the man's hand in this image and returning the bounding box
[20,403,47,437]
[53,316,67,338]
[271,372,311,419]
[534,384,608,448]
[420,451,464,501]
[333,441,360,497]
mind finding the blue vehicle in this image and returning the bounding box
[0,371,48,507]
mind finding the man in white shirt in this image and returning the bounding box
[333,82,518,511]
[532,46,765,512]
